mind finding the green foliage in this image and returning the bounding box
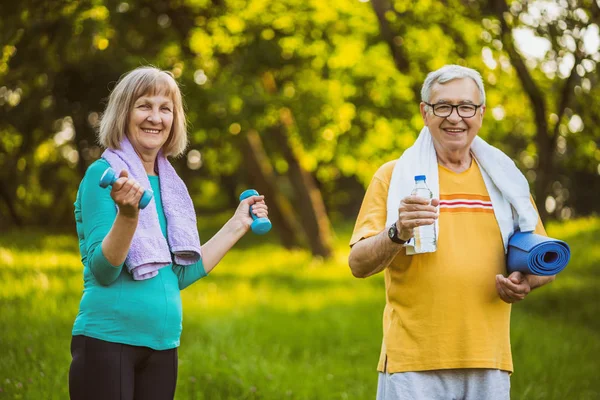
[473,0,600,218]
[0,1,599,227]
[0,219,599,399]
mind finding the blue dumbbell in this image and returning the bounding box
[239,189,272,235]
[99,167,154,210]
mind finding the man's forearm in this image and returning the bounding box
[527,274,556,290]
[348,230,404,278]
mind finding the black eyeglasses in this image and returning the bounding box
[425,102,483,118]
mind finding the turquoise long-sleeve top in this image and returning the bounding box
[72,159,206,350]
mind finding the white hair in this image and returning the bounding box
[421,65,486,106]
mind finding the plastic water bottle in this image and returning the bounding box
[411,175,437,253]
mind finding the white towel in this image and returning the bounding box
[386,127,538,254]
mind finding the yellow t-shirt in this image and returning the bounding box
[350,160,546,374]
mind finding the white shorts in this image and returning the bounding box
[376,369,510,400]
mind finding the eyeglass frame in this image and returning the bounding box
[424,102,483,118]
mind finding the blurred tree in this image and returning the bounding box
[242,129,303,249]
[0,0,198,226]
[0,0,342,256]
[479,0,600,220]
[1,0,599,237]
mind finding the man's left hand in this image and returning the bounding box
[496,272,531,304]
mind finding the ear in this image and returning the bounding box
[420,102,429,125]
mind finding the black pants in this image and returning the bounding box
[69,335,178,400]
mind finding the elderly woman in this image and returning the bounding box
[69,66,268,399]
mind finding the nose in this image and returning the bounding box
[446,107,462,123]
[147,108,161,124]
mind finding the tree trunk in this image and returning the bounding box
[242,130,303,249]
[72,111,92,178]
[492,0,552,220]
[219,174,243,210]
[271,124,334,258]
[0,179,22,227]
[370,0,410,72]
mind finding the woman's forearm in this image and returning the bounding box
[200,218,247,274]
[101,213,139,267]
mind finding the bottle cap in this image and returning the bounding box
[414,175,426,181]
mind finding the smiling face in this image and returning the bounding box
[420,77,485,157]
[127,93,174,160]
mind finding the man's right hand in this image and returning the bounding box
[110,170,145,218]
[396,195,440,241]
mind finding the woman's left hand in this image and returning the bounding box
[231,195,269,233]
[200,195,270,275]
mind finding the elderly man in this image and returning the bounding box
[348,65,555,400]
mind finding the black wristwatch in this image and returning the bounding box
[388,222,407,244]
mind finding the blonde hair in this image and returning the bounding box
[98,66,188,157]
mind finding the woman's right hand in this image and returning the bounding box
[110,170,145,219]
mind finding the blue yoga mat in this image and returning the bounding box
[507,231,571,276]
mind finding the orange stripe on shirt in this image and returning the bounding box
[440,194,491,201]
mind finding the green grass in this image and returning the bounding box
[0,218,598,399]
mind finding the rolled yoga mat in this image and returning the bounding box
[507,231,571,276]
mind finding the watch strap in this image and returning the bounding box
[388,223,407,244]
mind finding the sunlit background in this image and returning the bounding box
[1,0,599,399]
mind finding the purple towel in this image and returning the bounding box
[102,137,202,280]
